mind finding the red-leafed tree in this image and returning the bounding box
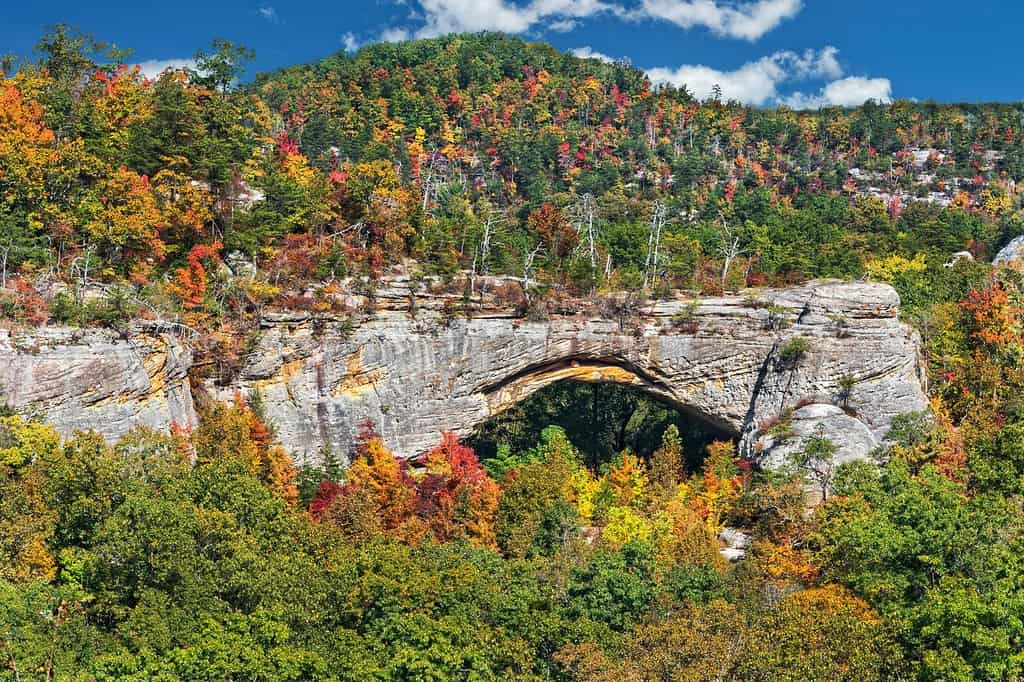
[308,480,342,519]
[416,432,501,547]
[168,241,222,310]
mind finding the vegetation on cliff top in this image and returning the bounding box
[1,28,1020,333]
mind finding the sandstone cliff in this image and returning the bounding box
[209,280,928,466]
[0,325,196,439]
[0,280,928,470]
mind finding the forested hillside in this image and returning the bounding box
[2,26,1024,681]
[2,28,1022,326]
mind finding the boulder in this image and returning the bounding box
[993,235,1024,267]
[225,251,258,280]
[718,528,752,563]
[752,403,880,472]
[945,251,974,268]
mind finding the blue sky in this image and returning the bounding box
[2,0,1019,106]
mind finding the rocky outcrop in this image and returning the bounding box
[719,528,752,563]
[994,235,1024,267]
[0,280,928,469]
[210,280,928,465]
[0,326,196,439]
[753,403,881,471]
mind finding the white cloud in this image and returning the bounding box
[782,76,893,108]
[789,45,841,80]
[571,46,620,63]
[373,0,616,39]
[342,32,361,53]
[377,0,803,43]
[136,58,196,79]
[379,26,412,42]
[646,47,842,105]
[821,76,892,106]
[637,0,802,40]
[548,18,578,32]
[648,61,779,104]
[258,5,279,22]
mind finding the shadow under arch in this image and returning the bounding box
[472,357,739,471]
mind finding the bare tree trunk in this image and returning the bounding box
[721,236,740,287]
[521,245,542,301]
[479,215,494,276]
[0,242,9,289]
[643,201,666,290]
[716,215,746,290]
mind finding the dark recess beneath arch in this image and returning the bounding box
[468,379,736,472]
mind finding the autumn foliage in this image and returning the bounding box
[416,432,501,546]
[167,241,222,310]
[960,278,1022,347]
[192,394,298,505]
[318,429,500,548]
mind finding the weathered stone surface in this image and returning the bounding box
[718,527,752,563]
[225,250,258,280]
[752,403,880,471]
[0,280,927,467]
[0,327,196,440]
[211,280,928,465]
[993,235,1024,266]
[945,251,974,268]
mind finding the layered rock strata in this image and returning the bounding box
[0,280,928,470]
[0,325,196,439]
[207,280,928,466]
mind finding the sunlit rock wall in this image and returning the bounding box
[211,280,927,466]
[0,326,196,439]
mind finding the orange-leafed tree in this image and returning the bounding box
[343,424,419,534]
[604,453,648,508]
[960,278,1022,349]
[528,203,576,261]
[758,537,820,587]
[192,394,298,505]
[0,79,57,209]
[246,405,298,507]
[167,241,222,310]
[690,440,742,531]
[152,167,214,244]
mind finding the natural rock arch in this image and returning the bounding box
[0,280,929,470]
[479,357,741,439]
[208,280,928,467]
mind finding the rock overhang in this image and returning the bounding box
[0,279,929,472]
[210,279,929,465]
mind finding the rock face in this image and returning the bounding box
[0,280,927,469]
[993,235,1024,267]
[753,403,881,471]
[719,528,752,563]
[0,326,197,439]
[210,280,928,464]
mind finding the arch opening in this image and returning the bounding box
[469,376,737,473]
